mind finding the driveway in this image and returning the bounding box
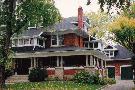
[102,80,134,90]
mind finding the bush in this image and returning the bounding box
[73,71,100,84]
[106,78,116,85]
[5,68,13,79]
[28,68,48,82]
[99,78,116,85]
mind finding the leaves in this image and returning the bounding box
[108,16,135,50]
[87,0,131,12]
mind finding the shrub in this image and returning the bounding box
[99,78,116,85]
[5,68,13,79]
[73,71,100,84]
[106,78,116,85]
[28,68,48,82]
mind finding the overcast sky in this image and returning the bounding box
[54,0,100,18]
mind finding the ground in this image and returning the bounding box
[6,81,102,90]
[102,80,134,90]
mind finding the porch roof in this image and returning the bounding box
[13,49,109,60]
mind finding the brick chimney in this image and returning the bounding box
[78,6,83,30]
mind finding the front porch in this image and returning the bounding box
[13,53,108,80]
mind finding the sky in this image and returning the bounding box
[54,0,100,18]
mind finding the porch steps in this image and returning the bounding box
[5,75,29,84]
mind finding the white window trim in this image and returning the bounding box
[120,65,132,77]
[51,35,64,47]
[104,50,114,57]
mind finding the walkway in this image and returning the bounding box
[102,80,134,90]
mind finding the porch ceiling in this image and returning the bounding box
[13,50,109,60]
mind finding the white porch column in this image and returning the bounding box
[90,55,93,66]
[86,55,89,66]
[105,60,107,68]
[93,56,96,66]
[57,56,60,67]
[101,60,103,69]
[34,57,36,68]
[30,58,33,67]
[36,58,38,67]
[97,58,99,67]
[60,56,63,67]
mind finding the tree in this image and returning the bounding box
[0,0,61,88]
[108,16,135,51]
[87,0,132,12]
[86,11,115,42]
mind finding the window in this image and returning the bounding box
[51,35,57,46]
[38,39,43,46]
[19,39,23,45]
[59,35,64,45]
[89,42,93,48]
[110,51,114,57]
[51,35,64,46]
[13,39,18,46]
[30,38,34,44]
[94,42,98,48]
[24,39,29,45]
[105,50,114,57]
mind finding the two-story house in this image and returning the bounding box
[9,7,108,81]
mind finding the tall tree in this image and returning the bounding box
[86,11,114,41]
[108,16,135,51]
[87,0,132,12]
[0,0,61,88]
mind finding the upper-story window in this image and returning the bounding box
[12,37,45,48]
[51,35,64,46]
[85,42,98,49]
[104,50,114,57]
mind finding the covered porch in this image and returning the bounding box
[13,49,108,79]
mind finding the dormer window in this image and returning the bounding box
[104,50,114,57]
[51,35,64,47]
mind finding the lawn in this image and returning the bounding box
[6,81,103,90]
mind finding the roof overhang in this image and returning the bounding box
[13,50,108,60]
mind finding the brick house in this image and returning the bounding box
[7,7,108,82]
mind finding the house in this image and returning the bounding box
[8,7,108,82]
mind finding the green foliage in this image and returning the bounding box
[5,68,13,79]
[73,71,116,85]
[17,0,61,27]
[73,71,100,84]
[99,78,116,85]
[28,68,48,82]
[6,81,102,90]
[87,0,131,12]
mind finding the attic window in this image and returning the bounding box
[105,50,114,57]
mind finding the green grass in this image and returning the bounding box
[6,81,103,90]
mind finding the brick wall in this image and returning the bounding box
[64,33,83,47]
[107,60,131,77]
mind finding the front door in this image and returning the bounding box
[108,67,115,79]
